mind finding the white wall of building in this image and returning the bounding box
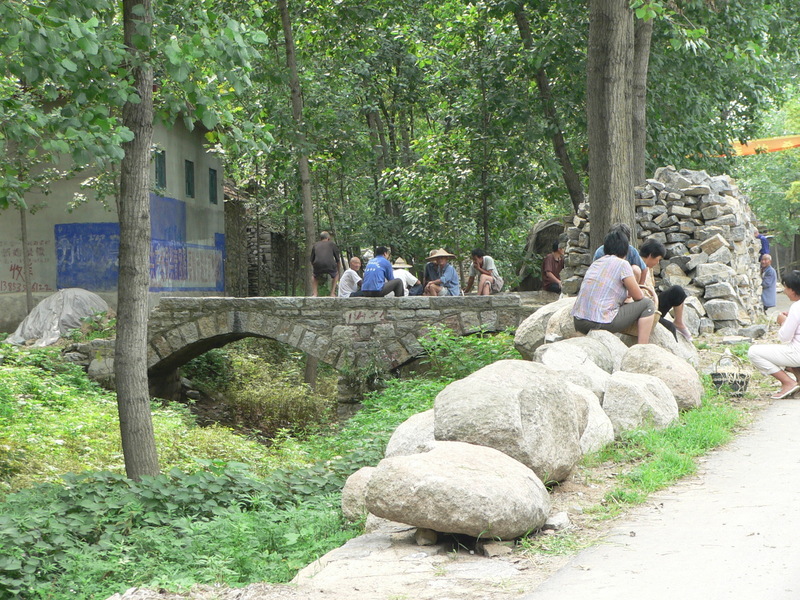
[0,120,225,333]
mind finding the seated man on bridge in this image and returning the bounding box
[423,248,460,296]
[464,249,503,295]
[361,247,405,297]
[338,256,363,298]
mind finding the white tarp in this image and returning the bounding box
[7,288,110,347]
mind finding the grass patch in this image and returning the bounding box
[583,382,746,519]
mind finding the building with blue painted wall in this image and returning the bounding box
[0,119,225,332]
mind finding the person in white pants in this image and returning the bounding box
[748,270,800,399]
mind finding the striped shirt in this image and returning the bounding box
[571,255,634,323]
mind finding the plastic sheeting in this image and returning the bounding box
[7,288,110,347]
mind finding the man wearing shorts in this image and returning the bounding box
[310,231,341,297]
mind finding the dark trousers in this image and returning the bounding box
[657,285,687,337]
[361,279,405,297]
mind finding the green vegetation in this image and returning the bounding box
[0,330,754,598]
[0,330,512,599]
[583,378,746,519]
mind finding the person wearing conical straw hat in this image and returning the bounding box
[423,248,460,296]
[392,257,421,296]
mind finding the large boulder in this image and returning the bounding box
[586,330,628,372]
[602,371,679,437]
[619,344,703,411]
[384,410,436,458]
[365,441,551,540]
[514,297,576,358]
[543,303,579,343]
[624,321,699,366]
[533,341,611,399]
[581,394,615,455]
[341,466,376,521]
[434,360,589,483]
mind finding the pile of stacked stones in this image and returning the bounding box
[560,166,763,335]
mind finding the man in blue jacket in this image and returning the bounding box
[361,247,405,297]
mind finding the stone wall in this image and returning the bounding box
[560,167,762,334]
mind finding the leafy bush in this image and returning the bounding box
[183,339,338,439]
[0,464,358,599]
[64,310,117,342]
[419,325,522,378]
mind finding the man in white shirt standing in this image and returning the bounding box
[338,256,363,297]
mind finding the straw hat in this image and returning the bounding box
[393,257,413,269]
[426,248,456,261]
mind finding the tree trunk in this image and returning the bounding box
[116,0,160,480]
[514,7,585,214]
[587,0,636,251]
[18,206,34,314]
[278,0,318,385]
[632,16,654,186]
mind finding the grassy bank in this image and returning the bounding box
[0,333,751,599]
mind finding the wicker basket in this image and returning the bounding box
[710,353,750,398]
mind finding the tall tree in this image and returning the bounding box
[115,0,160,479]
[587,0,635,251]
[278,0,319,385]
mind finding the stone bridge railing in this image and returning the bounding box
[146,294,544,398]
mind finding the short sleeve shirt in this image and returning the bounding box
[468,255,500,279]
[571,255,634,323]
[338,269,362,297]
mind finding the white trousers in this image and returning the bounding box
[748,343,800,376]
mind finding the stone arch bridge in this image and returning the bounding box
[147,294,542,398]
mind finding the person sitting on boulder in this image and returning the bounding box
[572,229,656,344]
[748,270,800,399]
[593,222,648,284]
[638,238,693,342]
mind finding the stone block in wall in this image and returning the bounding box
[706,214,738,227]
[646,179,666,191]
[699,317,715,335]
[663,263,692,287]
[699,193,727,208]
[694,262,736,287]
[697,233,729,255]
[646,231,667,244]
[666,192,683,202]
[654,213,678,227]
[704,299,739,321]
[566,252,591,268]
[682,185,711,196]
[680,168,711,184]
[638,205,668,218]
[578,203,590,218]
[731,226,746,243]
[562,276,582,295]
[682,195,699,206]
[665,242,688,258]
[668,205,693,218]
[666,256,692,272]
[708,246,733,266]
[636,196,656,207]
[573,215,588,228]
[685,251,709,271]
[684,284,704,298]
[701,205,726,220]
[704,282,737,300]
[679,222,697,236]
[578,232,590,248]
[685,295,706,317]
[639,220,660,232]
[654,167,692,189]
[709,176,733,195]
[566,227,581,241]
[666,232,691,244]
